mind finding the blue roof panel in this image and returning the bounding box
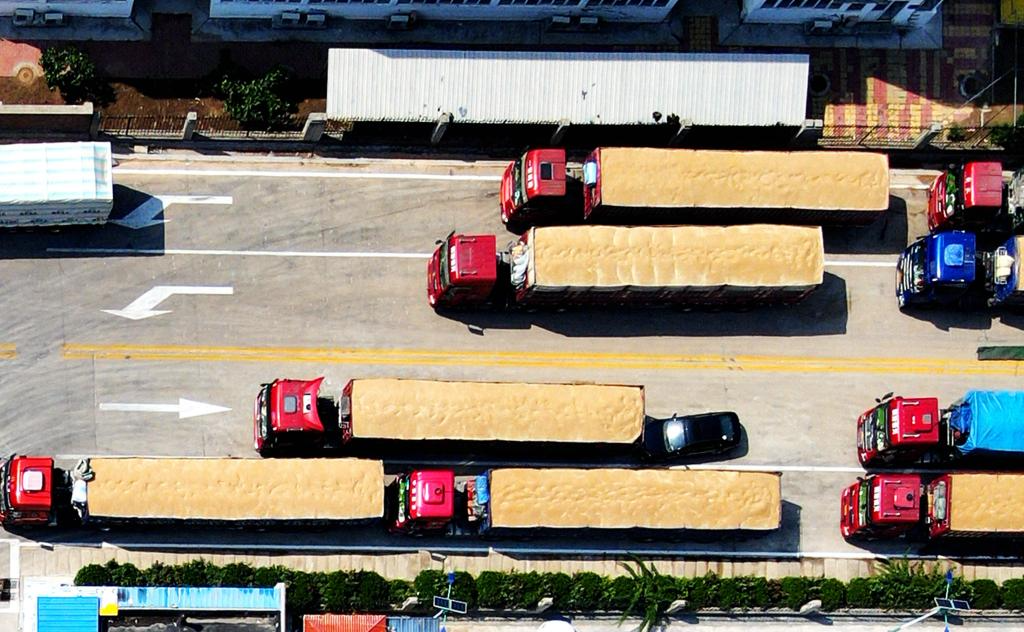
[38,596,99,632]
[118,586,281,610]
[949,390,1024,455]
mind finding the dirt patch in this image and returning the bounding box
[102,82,225,117]
[0,75,62,105]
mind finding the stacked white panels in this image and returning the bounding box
[0,141,114,227]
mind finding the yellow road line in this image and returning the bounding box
[0,343,15,360]
[61,343,1023,376]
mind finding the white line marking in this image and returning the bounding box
[102,285,234,320]
[98,398,232,419]
[115,168,502,182]
[18,540,1019,562]
[49,247,431,259]
[49,247,897,268]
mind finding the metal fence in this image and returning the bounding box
[96,112,1002,151]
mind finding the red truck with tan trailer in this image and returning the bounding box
[427,224,824,310]
[499,147,890,228]
[0,455,781,539]
[841,472,1024,541]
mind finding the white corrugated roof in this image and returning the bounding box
[327,49,809,126]
[0,142,112,205]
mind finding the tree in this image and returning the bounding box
[217,67,297,131]
[40,45,100,104]
[990,113,1024,153]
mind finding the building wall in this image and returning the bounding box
[742,0,940,28]
[209,0,678,23]
[0,0,133,18]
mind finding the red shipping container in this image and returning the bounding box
[303,614,387,632]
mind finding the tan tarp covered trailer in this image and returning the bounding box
[946,473,1024,533]
[586,148,889,224]
[523,225,824,291]
[86,458,384,521]
[350,379,645,443]
[488,468,782,531]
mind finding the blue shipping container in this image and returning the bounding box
[387,616,441,632]
[117,586,281,610]
[38,596,99,632]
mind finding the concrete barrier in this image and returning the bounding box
[0,103,94,138]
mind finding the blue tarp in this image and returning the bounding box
[117,586,281,610]
[38,596,99,632]
[949,390,1024,455]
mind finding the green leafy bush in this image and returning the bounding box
[284,569,322,616]
[780,577,809,611]
[413,570,477,610]
[1002,578,1024,610]
[39,45,104,104]
[603,575,635,611]
[990,115,1024,153]
[717,577,741,610]
[74,564,112,586]
[388,579,414,605]
[946,125,968,143]
[143,562,178,587]
[176,559,216,586]
[352,571,390,611]
[218,562,255,587]
[685,574,718,610]
[872,561,952,611]
[252,565,287,588]
[568,572,605,611]
[971,579,1000,610]
[542,573,572,609]
[320,570,355,612]
[107,561,144,587]
[737,576,770,610]
[820,578,846,611]
[217,67,297,131]
[846,577,873,608]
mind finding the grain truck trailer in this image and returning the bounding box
[388,467,782,537]
[0,142,114,227]
[427,225,825,310]
[254,377,648,457]
[842,472,1024,541]
[0,456,384,527]
[857,391,1024,467]
[499,147,890,227]
[0,456,783,540]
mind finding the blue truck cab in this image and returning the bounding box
[986,235,1024,308]
[896,231,976,309]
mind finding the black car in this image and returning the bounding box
[639,411,742,462]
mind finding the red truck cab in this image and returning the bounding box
[0,456,55,526]
[857,396,940,466]
[928,162,1004,232]
[500,149,568,225]
[427,233,498,309]
[254,377,336,454]
[841,474,922,539]
[388,470,456,534]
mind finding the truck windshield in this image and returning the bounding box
[872,406,889,451]
[664,419,686,452]
[944,171,963,216]
[511,158,525,209]
[257,385,271,440]
[438,241,451,291]
[898,242,927,295]
[858,480,870,526]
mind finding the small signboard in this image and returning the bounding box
[433,595,468,614]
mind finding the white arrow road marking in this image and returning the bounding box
[99,398,232,419]
[102,285,234,320]
[110,195,233,230]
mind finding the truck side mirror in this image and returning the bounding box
[435,239,443,246]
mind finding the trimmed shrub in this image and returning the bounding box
[252,565,288,588]
[1002,578,1024,610]
[872,560,950,611]
[388,579,414,605]
[352,571,389,611]
[780,577,809,611]
[285,570,322,616]
[476,571,513,609]
[568,572,605,611]
[603,575,635,611]
[75,564,112,586]
[177,559,216,586]
[143,562,178,587]
[819,578,846,611]
[108,562,144,587]
[320,570,356,612]
[542,572,572,609]
[737,576,770,610]
[846,577,873,608]
[218,562,255,587]
[39,45,101,104]
[217,67,297,131]
[971,579,1000,610]
[717,577,741,610]
[685,574,718,610]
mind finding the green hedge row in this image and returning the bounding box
[75,559,1015,617]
